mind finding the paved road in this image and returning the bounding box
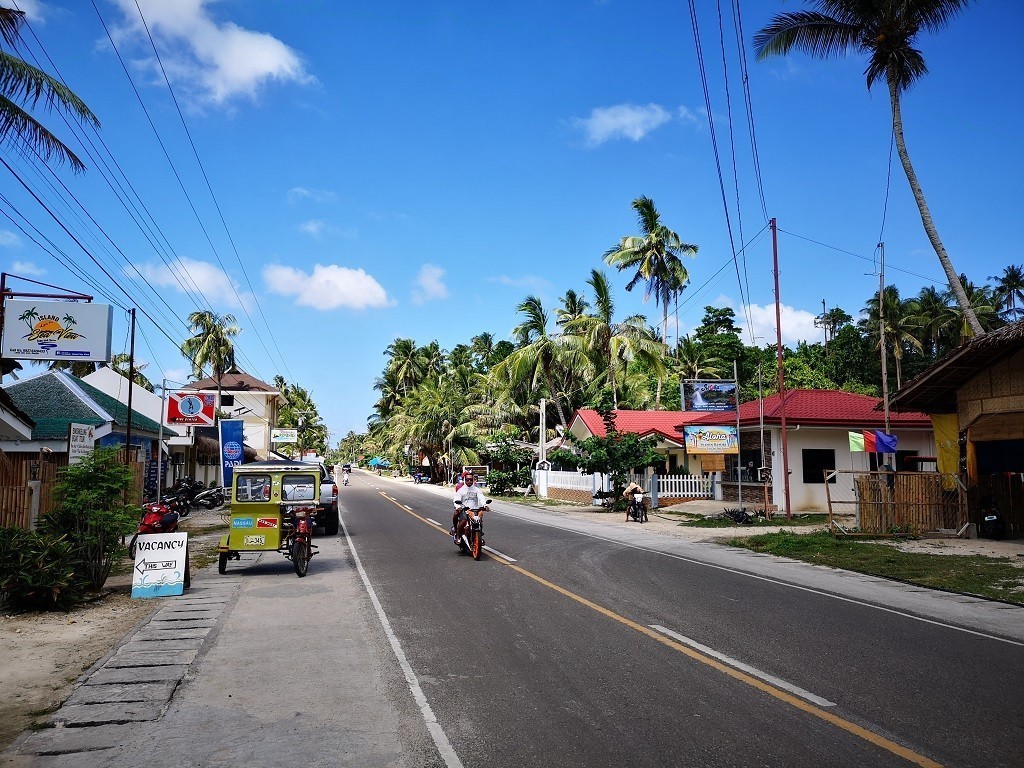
[5,471,1022,766]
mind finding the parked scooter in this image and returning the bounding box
[128,498,184,558]
[979,496,1005,540]
[193,484,226,509]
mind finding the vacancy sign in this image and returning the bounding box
[131,533,188,598]
[166,392,216,426]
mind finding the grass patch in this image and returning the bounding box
[730,530,1024,604]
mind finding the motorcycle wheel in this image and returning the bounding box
[218,551,229,574]
[293,538,309,577]
[470,529,482,560]
[128,533,139,560]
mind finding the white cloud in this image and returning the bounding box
[132,257,248,309]
[287,187,336,204]
[740,303,821,347]
[11,261,44,276]
[263,263,393,310]
[0,230,22,248]
[298,219,326,238]
[571,103,673,147]
[6,0,45,23]
[487,274,554,292]
[109,0,315,106]
[411,264,448,304]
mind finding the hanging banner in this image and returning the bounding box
[67,423,96,464]
[219,419,245,488]
[684,426,739,454]
[683,380,737,412]
[166,391,216,426]
[2,299,112,362]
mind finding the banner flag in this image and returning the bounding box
[849,430,897,452]
[219,419,245,488]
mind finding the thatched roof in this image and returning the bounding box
[890,321,1024,413]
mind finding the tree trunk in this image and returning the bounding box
[545,372,570,430]
[889,78,984,338]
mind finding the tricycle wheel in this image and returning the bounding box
[218,551,229,574]
[293,539,309,577]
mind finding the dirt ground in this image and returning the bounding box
[0,514,227,752]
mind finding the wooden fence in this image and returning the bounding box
[825,470,967,534]
[0,486,32,529]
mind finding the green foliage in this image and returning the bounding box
[40,447,139,592]
[0,528,80,611]
[482,431,534,494]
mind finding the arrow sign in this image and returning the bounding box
[131,533,189,599]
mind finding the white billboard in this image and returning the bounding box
[2,300,113,363]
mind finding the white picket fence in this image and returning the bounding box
[536,470,711,503]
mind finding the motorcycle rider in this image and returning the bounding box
[451,472,489,543]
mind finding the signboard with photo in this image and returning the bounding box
[271,428,298,444]
[684,426,739,454]
[2,300,112,362]
[682,380,738,412]
[165,392,216,426]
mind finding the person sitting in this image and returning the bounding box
[451,472,489,543]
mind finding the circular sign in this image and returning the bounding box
[224,441,243,461]
[179,395,204,416]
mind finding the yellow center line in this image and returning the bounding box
[376,492,942,768]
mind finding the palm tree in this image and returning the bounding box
[754,0,984,337]
[180,310,240,407]
[990,265,1024,322]
[384,338,425,397]
[109,353,153,392]
[906,285,952,357]
[491,296,576,430]
[674,334,725,381]
[0,8,99,171]
[563,269,666,408]
[604,196,697,348]
[942,274,999,343]
[861,286,922,389]
[555,289,590,329]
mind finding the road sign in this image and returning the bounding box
[131,533,188,598]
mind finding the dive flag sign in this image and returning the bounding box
[849,430,898,452]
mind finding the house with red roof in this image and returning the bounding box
[566,390,934,512]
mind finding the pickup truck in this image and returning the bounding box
[312,462,339,535]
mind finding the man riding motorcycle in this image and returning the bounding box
[451,472,489,544]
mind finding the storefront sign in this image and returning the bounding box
[165,392,216,426]
[219,419,245,488]
[684,426,739,454]
[67,423,95,464]
[2,300,112,362]
[270,428,298,443]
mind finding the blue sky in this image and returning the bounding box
[1,0,1021,442]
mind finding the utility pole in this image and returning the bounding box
[771,219,792,519]
[878,243,891,436]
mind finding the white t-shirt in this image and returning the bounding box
[453,483,488,510]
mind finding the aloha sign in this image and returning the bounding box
[1,299,112,362]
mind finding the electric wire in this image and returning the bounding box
[131,0,293,382]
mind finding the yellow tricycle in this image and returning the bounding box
[218,461,321,577]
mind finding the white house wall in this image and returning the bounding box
[770,427,936,513]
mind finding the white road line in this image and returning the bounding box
[650,625,837,708]
[482,546,516,562]
[340,515,463,768]
[426,519,443,527]
[510,514,1024,647]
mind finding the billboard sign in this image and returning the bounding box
[684,426,739,454]
[219,419,245,488]
[270,428,298,444]
[2,300,112,362]
[165,392,216,426]
[682,380,737,412]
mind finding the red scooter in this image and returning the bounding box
[128,498,183,558]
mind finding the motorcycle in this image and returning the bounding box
[193,484,226,509]
[626,491,648,523]
[285,503,317,577]
[127,498,189,584]
[453,500,490,560]
[979,497,1005,540]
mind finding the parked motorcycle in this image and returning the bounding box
[193,484,226,509]
[284,503,317,577]
[979,496,1005,540]
[453,499,490,560]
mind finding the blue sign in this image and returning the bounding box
[219,419,246,488]
[231,517,255,528]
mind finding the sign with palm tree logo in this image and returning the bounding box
[2,299,112,362]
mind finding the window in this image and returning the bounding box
[282,473,317,501]
[235,474,271,502]
[802,449,836,484]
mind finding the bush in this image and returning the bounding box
[0,527,81,611]
[39,447,140,591]
[486,468,531,496]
